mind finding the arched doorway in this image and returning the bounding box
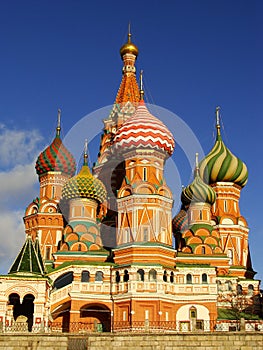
[8,293,35,331]
[80,303,111,332]
[51,301,71,332]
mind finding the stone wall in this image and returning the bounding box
[0,332,262,350]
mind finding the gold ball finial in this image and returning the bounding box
[120,25,139,58]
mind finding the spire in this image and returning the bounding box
[194,152,200,176]
[139,70,144,101]
[215,106,221,140]
[115,26,140,105]
[83,139,88,166]
[9,235,45,276]
[56,109,61,137]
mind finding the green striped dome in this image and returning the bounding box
[181,170,216,205]
[199,129,248,187]
[62,164,107,203]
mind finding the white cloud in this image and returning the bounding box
[0,162,39,209]
[0,125,43,169]
[0,124,43,274]
[0,210,25,274]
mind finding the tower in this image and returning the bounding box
[24,110,76,263]
[199,107,253,278]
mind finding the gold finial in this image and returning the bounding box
[84,139,88,165]
[120,23,139,58]
[140,70,144,101]
[215,106,221,136]
[56,109,61,137]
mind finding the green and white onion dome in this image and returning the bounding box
[199,113,248,187]
[181,155,216,206]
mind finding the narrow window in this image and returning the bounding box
[95,271,103,282]
[149,269,157,281]
[186,274,192,284]
[248,284,254,295]
[224,200,228,212]
[163,270,167,282]
[51,186,55,199]
[137,269,144,281]
[237,284,243,295]
[124,269,129,282]
[201,246,206,254]
[115,271,120,283]
[170,271,174,283]
[45,246,51,260]
[78,244,81,251]
[143,228,148,242]
[81,271,90,282]
[143,167,147,181]
[202,273,208,284]
[199,211,203,220]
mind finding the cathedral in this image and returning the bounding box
[0,32,261,333]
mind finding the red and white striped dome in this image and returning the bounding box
[114,102,175,156]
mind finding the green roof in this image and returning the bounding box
[9,235,45,276]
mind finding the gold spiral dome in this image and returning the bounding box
[120,33,139,57]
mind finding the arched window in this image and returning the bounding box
[149,269,157,281]
[81,271,90,282]
[137,269,144,281]
[95,271,103,282]
[199,211,203,220]
[170,271,174,283]
[217,280,223,292]
[201,246,206,255]
[186,274,192,284]
[237,284,243,295]
[189,306,197,319]
[248,284,254,295]
[115,271,120,283]
[54,272,74,290]
[224,200,228,212]
[226,281,232,291]
[123,269,129,282]
[163,270,167,282]
[202,273,208,284]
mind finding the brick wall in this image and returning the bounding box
[0,332,262,350]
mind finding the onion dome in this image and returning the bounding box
[114,101,175,156]
[35,110,76,177]
[199,107,248,187]
[62,141,107,203]
[172,209,188,233]
[120,31,139,58]
[181,153,216,206]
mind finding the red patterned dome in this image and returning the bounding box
[35,135,76,177]
[114,102,175,156]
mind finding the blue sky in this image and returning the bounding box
[0,1,262,281]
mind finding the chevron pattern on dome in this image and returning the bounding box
[36,136,76,177]
[114,103,175,156]
[199,132,248,188]
[62,164,107,203]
